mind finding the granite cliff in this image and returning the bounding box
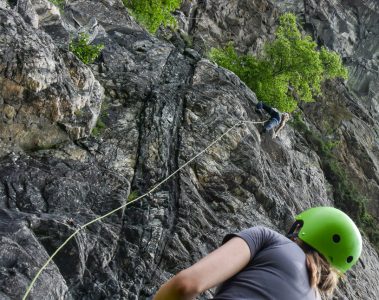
[0,0,378,299]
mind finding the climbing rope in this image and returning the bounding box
[22,119,266,300]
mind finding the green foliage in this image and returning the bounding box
[91,119,106,136]
[292,113,379,251]
[91,102,109,137]
[320,47,348,79]
[123,0,181,33]
[209,13,348,112]
[128,190,140,202]
[49,0,65,10]
[69,33,104,65]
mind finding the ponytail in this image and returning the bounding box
[297,240,340,297]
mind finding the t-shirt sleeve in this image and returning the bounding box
[222,226,276,261]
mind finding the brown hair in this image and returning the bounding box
[296,240,340,298]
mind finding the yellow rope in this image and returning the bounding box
[22,119,265,299]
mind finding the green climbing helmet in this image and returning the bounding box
[295,206,362,273]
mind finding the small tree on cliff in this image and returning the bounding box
[209,13,348,112]
[123,0,182,33]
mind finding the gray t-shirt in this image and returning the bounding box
[213,226,320,300]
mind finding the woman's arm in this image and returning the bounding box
[274,122,286,138]
[153,236,251,300]
[274,113,290,138]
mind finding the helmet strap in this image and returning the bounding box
[286,220,303,239]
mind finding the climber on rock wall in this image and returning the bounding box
[153,207,362,300]
[255,101,290,138]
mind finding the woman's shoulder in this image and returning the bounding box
[244,226,294,246]
[245,226,283,237]
[222,226,293,250]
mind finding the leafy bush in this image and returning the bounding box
[91,119,106,137]
[123,0,181,33]
[69,33,104,65]
[127,190,140,202]
[49,0,65,10]
[91,101,109,137]
[209,13,348,112]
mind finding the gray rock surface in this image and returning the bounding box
[179,0,379,265]
[177,0,278,54]
[0,7,103,152]
[24,0,69,47]
[0,0,378,299]
[0,0,8,9]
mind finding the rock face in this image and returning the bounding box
[0,0,378,300]
[0,6,103,153]
[0,153,129,300]
[301,0,379,115]
[181,0,379,221]
[299,0,379,218]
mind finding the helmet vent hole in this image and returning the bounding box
[347,256,353,263]
[332,234,340,243]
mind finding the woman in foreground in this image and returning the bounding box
[154,207,362,300]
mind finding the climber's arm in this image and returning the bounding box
[274,122,286,137]
[153,237,250,300]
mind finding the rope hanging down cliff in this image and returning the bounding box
[22,119,267,300]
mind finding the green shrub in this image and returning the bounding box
[209,13,348,112]
[49,0,65,10]
[91,101,109,137]
[69,33,104,65]
[128,190,140,202]
[123,0,181,33]
[91,119,106,136]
